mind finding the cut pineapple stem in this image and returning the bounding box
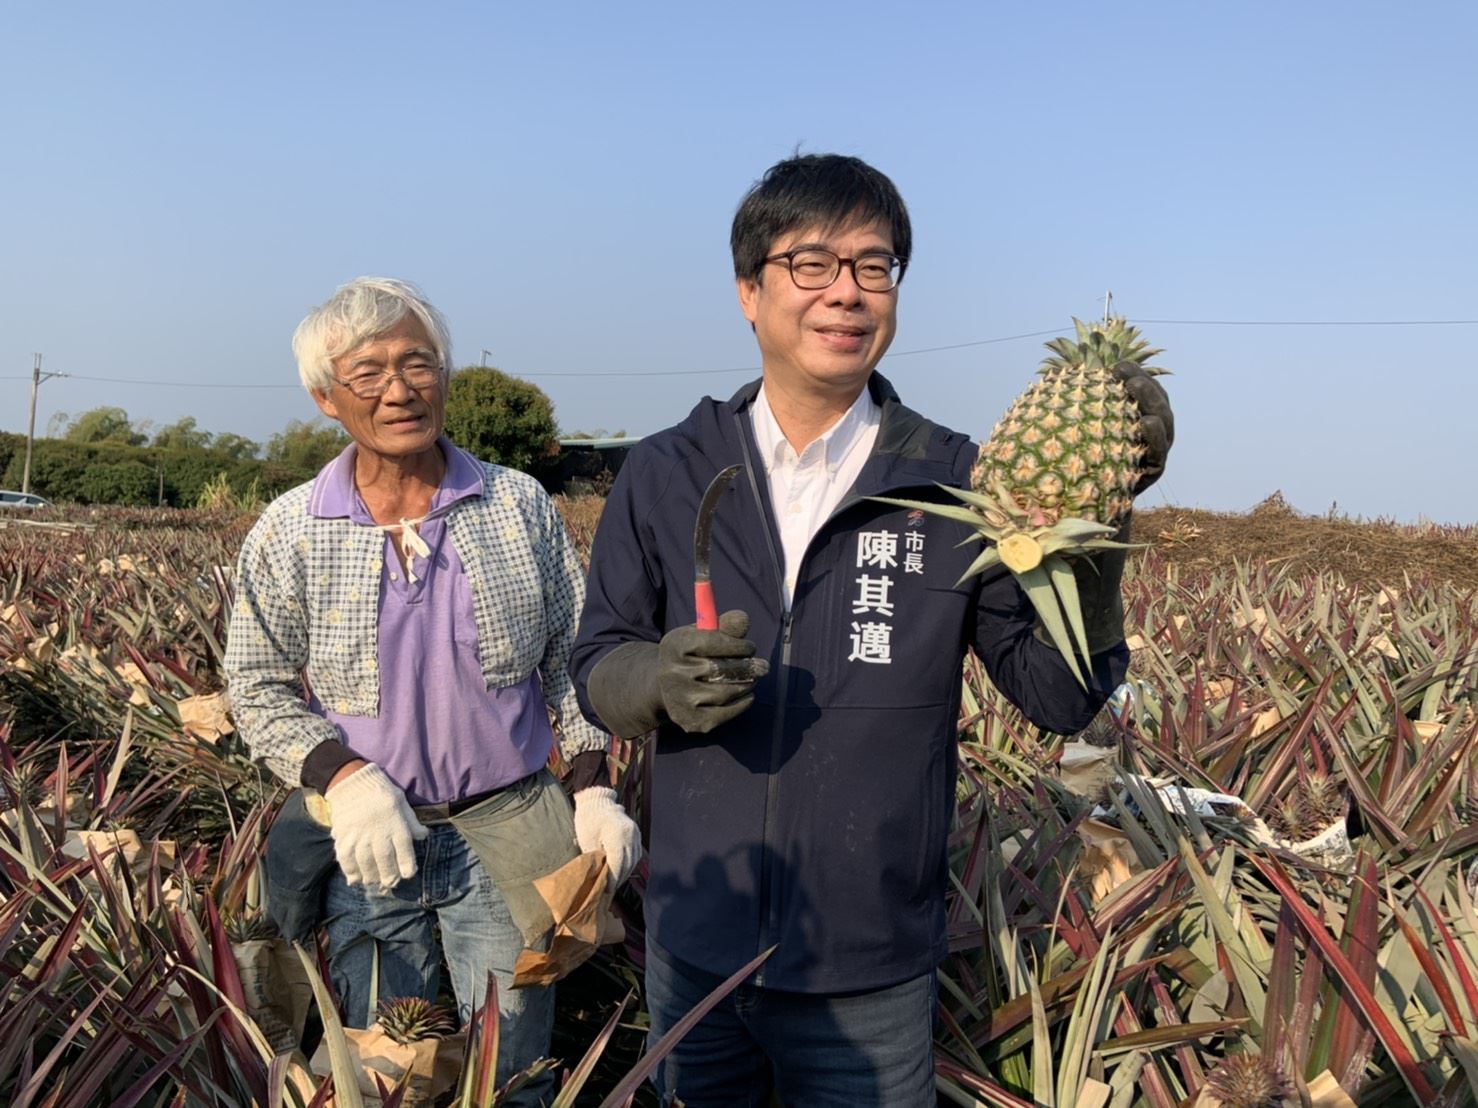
[998,533,1043,573]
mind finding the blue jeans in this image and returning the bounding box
[644,936,938,1107]
[324,821,555,1106]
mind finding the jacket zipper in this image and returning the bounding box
[753,609,793,985]
[736,419,791,985]
[734,412,950,983]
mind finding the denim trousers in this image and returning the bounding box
[323,821,556,1106]
[644,936,938,1107]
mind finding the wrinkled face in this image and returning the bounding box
[736,217,899,403]
[313,313,446,460]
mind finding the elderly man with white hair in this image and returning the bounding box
[225,276,639,1103]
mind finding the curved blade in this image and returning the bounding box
[694,464,743,583]
[693,464,743,631]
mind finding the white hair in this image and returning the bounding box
[292,276,454,393]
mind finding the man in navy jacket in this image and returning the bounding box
[570,154,1169,1106]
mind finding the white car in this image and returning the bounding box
[0,490,50,509]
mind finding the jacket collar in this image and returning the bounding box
[725,372,966,495]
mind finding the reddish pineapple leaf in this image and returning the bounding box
[551,987,634,1107]
[1249,853,1436,1101]
[932,1057,1037,1107]
[201,898,269,1106]
[10,969,117,1106]
[1404,723,1478,839]
[1393,909,1467,1035]
[1149,969,1206,1092]
[1419,883,1478,1028]
[1104,991,1182,1108]
[35,897,89,989]
[1263,900,1299,1075]
[1327,854,1381,1084]
[462,972,500,1107]
[596,946,774,1108]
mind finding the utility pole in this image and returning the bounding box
[480,348,493,367]
[21,355,65,496]
[1103,290,1114,323]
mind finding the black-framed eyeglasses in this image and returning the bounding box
[763,249,906,292]
[332,361,445,400]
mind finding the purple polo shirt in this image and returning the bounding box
[308,441,556,805]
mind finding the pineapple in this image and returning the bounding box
[874,316,1168,685]
[223,909,280,943]
[1202,1052,1294,1107]
[1266,771,1346,843]
[973,317,1165,528]
[1296,771,1345,831]
[1,763,43,812]
[375,997,457,1045]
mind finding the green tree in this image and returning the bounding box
[211,432,260,461]
[63,406,147,447]
[265,418,349,472]
[444,366,558,474]
[151,416,214,452]
[76,459,156,505]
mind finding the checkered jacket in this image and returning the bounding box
[224,460,607,787]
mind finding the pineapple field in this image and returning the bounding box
[2,496,1477,1107]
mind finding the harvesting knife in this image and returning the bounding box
[693,463,743,631]
[691,463,765,686]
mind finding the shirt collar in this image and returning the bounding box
[308,436,485,521]
[751,384,881,473]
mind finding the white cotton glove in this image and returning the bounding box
[324,763,429,891]
[572,787,643,887]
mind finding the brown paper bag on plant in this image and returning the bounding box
[310,1024,465,1108]
[1076,819,1144,904]
[231,937,314,1054]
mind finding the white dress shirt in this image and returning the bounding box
[750,384,881,609]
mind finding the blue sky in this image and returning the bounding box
[3,2,1474,522]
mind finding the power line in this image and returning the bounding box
[1137,318,1478,326]
[38,373,299,389]
[5,316,1476,388]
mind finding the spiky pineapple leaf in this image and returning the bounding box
[954,546,1003,586]
[1015,559,1088,689]
[294,943,365,1108]
[868,494,995,529]
[1047,556,1092,666]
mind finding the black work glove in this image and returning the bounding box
[1072,518,1129,655]
[587,610,769,737]
[1112,361,1174,494]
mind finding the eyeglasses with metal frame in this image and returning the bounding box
[332,359,446,400]
[762,249,906,292]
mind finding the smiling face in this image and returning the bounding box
[737,217,899,407]
[312,313,446,462]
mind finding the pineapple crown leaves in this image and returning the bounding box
[222,909,280,943]
[374,996,458,1044]
[1204,1051,1294,1107]
[1040,316,1167,377]
[869,484,1140,688]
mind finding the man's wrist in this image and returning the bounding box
[566,750,609,794]
[587,641,665,737]
[301,739,365,794]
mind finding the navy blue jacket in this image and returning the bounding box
[570,374,1127,992]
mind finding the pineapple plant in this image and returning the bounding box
[1265,771,1346,844]
[374,997,458,1045]
[875,315,1170,684]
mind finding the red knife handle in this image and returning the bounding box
[694,581,719,631]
